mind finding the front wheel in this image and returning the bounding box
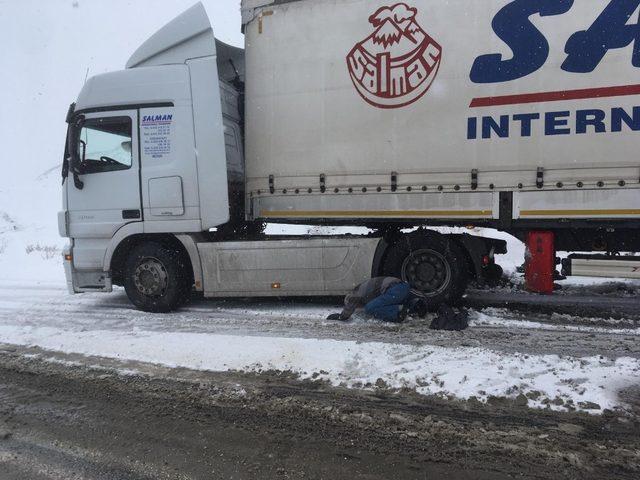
[123,242,191,312]
[381,235,469,307]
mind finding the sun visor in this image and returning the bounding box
[126,2,216,69]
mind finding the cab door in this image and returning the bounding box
[66,110,141,269]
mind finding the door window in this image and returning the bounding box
[78,116,132,174]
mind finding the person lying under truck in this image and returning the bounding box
[327,277,427,323]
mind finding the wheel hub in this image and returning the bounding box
[134,257,168,297]
[416,262,436,282]
[401,249,452,296]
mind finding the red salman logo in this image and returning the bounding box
[347,3,442,109]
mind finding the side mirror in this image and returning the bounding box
[76,140,87,173]
[71,140,87,190]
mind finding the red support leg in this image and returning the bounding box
[525,231,555,294]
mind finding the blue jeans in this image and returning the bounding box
[364,282,411,322]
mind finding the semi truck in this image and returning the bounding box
[59,0,640,312]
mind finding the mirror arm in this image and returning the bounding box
[73,171,84,190]
[70,132,86,190]
[61,157,69,185]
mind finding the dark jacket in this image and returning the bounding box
[340,277,403,319]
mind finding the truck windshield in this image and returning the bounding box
[78,117,132,174]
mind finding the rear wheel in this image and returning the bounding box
[381,235,469,307]
[124,242,191,312]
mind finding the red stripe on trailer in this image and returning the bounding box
[469,84,640,108]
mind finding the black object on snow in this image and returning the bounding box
[430,306,469,331]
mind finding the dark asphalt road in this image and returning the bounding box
[0,347,639,480]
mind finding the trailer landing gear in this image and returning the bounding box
[524,231,556,295]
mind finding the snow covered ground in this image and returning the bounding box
[0,0,638,419]
[0,276,638,415]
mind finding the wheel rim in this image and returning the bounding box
[133,257,169,297]
[401,249,452,297]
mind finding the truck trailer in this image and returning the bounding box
[60,1,640,312]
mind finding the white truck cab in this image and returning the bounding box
[60,5,239,302]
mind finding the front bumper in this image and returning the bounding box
[62,243,113,294]
[62,243,75,294]
[58,210,69,238]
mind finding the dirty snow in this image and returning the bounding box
[471,310,640,336]
[0,324,638,413]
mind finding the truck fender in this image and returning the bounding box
[103,227,204,292]
[175,234,204,292]
[370,236,390,278]
[102,222,144,274]
[451,234,488,283]
[370,229,449,277]
[371,230,505,284]
[452,233,508,284]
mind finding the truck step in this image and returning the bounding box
[561,254,640,280]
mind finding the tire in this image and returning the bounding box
[123,242,191,313]
[381,234,469,307]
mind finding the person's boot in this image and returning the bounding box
[396,305,408,323]
[430,305,455,330]
[452,308,469,331]
[407,297,428,318]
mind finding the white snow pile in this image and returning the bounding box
[0,325,637,414]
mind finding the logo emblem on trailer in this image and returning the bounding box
[346,3,442,109]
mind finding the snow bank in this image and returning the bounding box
[0,325,637,413]
[0,178,66,283]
